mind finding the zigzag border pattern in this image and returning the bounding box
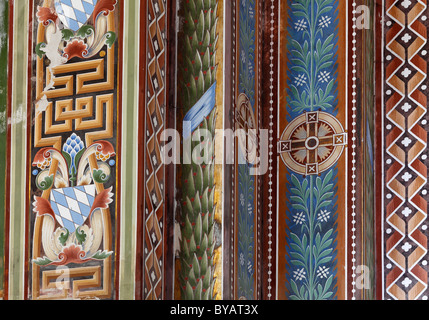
[384,0,428,300]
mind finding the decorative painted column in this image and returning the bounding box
[377,0,429,301]
[175,0,225,300]
[28,0,122,300]
[270,0,377,300]
[2,0,416,301]
[2,0,169,300]
[229,0,263,301]
[1,0,178,301]
[136,0,175,301]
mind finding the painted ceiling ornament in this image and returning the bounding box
[35,0,117,62]
[278,111,347,176]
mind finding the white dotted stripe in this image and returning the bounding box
[231,0,236,297]
[257,0,263,298]
[266,0,275,300]
[351,0,357,300]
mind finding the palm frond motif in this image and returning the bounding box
[178,0,219,300]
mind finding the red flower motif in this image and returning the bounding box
[51,244,90,266]
[36,6,58,26]
[93,0,118,24]
[93,140,116,159]
[63,39,88,60]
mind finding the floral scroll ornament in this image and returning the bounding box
[35,0,117,62]
[32,135,116,267]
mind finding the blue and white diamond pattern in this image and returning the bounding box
[54,0,98,32]
[50,185,96,233]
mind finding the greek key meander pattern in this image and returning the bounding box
[35,54,115,149]
[384,0,429,300]
[31,10,117,300]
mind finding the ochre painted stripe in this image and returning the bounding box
[0,0,10,298]
[8,0,29,300]
[119,0,140,300]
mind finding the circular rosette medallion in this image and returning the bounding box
[278,111,347,176]
[235,93,257,164]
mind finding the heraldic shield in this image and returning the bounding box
[54,0,98,31]
[50,185,96,234]
[32,136,116,267]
